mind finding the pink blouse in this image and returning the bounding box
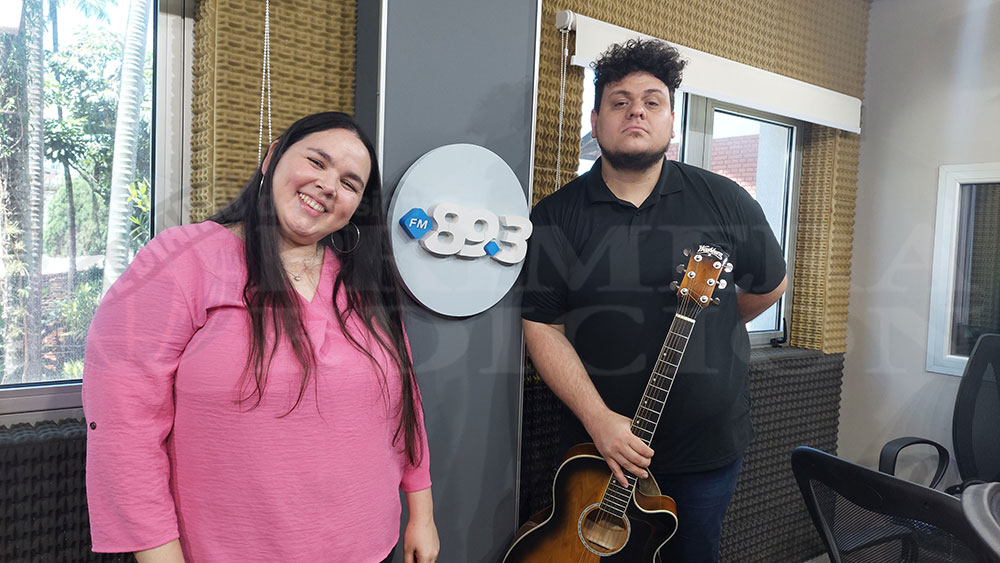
[83,222,431,562]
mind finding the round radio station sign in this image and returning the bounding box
[388,144,532,317]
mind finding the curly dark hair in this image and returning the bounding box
[592,38,687,112]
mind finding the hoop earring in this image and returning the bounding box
[331,222,360,254]
[257,175,265,198]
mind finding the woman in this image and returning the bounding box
[83,112,439,563]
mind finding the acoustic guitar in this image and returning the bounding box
[503,243,733,562]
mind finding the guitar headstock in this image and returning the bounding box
[670,243,733,309]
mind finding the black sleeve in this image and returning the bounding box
[729,188,786,295]
[520,201,572,324]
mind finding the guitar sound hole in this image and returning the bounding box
[578,505,629,555]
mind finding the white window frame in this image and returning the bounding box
[926,162,1000,376]
[0,0,193,425]
[154,0,195,236]
[685,96,802,347]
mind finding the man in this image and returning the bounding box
[521,39,787,562]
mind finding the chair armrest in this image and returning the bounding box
[878,436,950,489]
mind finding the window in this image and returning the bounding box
[690,101,800,343]
[578,68,802,346]
[952,183,1000,355]
[928,163,1000,375]
[0,0,190,423]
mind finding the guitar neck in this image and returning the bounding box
[600,309,698,511]
[630,312,696,448]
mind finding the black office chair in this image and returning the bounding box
[962,482,1000,559]
[791,446,997,562]
[880,334,1000,493]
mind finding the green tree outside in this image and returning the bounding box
[1,1,152,382]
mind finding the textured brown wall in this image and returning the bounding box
[533,0,870,353]
[793,126,860,352]
[190,0,356,222]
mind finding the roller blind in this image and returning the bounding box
[559,10,861,133]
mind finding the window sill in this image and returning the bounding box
[0,382,83,426]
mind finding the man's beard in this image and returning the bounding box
[599,141,669,172]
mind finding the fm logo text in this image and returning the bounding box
[400,204,533,265]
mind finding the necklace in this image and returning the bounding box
[282,246,323,282]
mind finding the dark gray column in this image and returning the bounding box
[357,2,539,562]
[352,1,381,143]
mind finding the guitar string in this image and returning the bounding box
[610,297,698,532]
[595,302,660,528]
[580,254,724,549]
[596,294,703,529]
[592,255,721,532]
[596,299,693,529]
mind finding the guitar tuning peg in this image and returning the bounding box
[676,264,686,274]
[724,262,734,273]
[712,297,721,306]
[718,279,727,290]
[669,281,680,291]
[682,248,691,257]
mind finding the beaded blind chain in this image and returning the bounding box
[555,27,570,190]
[257,0,272,163]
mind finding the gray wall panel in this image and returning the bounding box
[353,1,380,142]
[366,1,538,561]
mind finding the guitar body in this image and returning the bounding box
[504,245,731,562]
[503,444,678,563]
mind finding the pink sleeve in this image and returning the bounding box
[82,233,204,552]
[399,330,432,492]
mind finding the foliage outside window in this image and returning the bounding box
[0,0,153,388]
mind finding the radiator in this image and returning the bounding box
[0,418,128,562]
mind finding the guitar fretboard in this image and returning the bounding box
[598,305,698,518]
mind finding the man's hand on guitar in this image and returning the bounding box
[585,408,653,487]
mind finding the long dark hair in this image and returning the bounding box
[210,112,423,466]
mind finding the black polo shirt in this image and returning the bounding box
[521,157,785,474]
